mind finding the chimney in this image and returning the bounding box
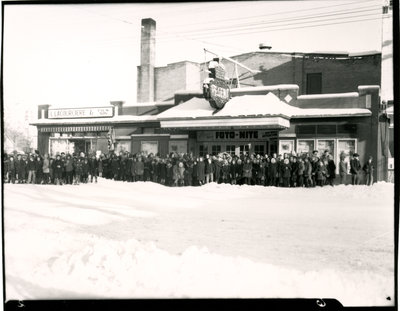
[137,18,156,103]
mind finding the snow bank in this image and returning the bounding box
[4,181,394,306]
[6,235,392,305]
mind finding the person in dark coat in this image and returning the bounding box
[311,156,319,187]
[6,155,16,183]
[119,154,128,181]
[166,161,173,186]
[27,155,37,184]
[280,158,291,187]
[143,157,152,182]
[111,154,121,181]
[221,160,230,184]
[242,158,252,185]
[229,159,238,185]
[297,158,305,187]
[16,154,27,184]
[205,158,215,183]
[350,153,362,185]
[151,159,159,183]
[290,157,298,187]
[82,158,89,183]
[268,157,278,187]
[236,158,243,185]
[214,157,222,184]
[252,159,260,185]
[363,156,374,186]
[326,154,336,186]
[158,158,167,185]
[73,157,83,185]
[65,155,74,184]
[134,156,145,181]
[315,160,327,187]
[52,155,64,185]
[35,156,43,184]
[185,160,194,186]
[192,159,199,186]
[303,157,312,188]
[89,154,99,183]
[126,155,133,182]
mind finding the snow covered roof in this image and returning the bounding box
[297,92,359,99]
[158,92,372,121]
[30,115,159,126]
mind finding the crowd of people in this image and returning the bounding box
[3,148,375,187]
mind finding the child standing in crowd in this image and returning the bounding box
[316,161,327,187]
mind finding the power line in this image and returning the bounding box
[155,8,382,40]
[161,0,382,30]
[152,13,383,43]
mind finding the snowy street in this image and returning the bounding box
[4,180,394,306]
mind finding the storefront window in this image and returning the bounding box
[115,141,131,154]
[239,145,250,156]
[49,139,69,156]
[141,141,158,156]
[297,139,315,156]
[279,140,294,156]
[338,139,356,174]
[169,140,187,154]
[199,145,208,157]
[211,145,221,155]
[254,144,265,155]
[317,139,335,158]
[225,145,235,156]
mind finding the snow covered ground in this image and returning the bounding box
[3,180,395,306]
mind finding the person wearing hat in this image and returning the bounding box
[350,153,362,185]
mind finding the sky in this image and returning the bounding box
[3,0,386,123]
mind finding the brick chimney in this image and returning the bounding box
[137,18,156,103]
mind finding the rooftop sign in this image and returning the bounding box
[48,107,114,119]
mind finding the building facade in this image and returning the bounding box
[30,17,392,183]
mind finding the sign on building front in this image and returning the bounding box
[48,107,114,119]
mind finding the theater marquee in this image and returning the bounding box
[48,107,114,119]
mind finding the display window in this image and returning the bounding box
[141,141,158,156]
[297,139,315,156]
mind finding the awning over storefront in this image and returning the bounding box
[31,115,159,127]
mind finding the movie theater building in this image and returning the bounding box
[31,83,391,182]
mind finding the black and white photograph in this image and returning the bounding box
[2,0,396,308]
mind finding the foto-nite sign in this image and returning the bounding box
[48,107,114,119]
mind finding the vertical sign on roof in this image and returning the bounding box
[202,58,230,110]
